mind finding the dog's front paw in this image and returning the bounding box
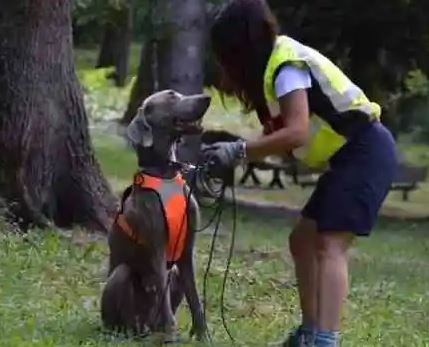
[163,330,180,344]
[151,331,180,345]
[189,324,209,342]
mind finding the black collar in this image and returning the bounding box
[135,144,183,179]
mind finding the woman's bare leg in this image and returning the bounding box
[315,232,354,331]
[289,218,319,329]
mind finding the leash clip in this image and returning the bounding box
[179,162,197,174]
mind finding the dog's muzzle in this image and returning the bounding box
[173,118,203,135]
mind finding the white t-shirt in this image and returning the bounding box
[274,65,312,98]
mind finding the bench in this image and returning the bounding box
[239,161,290,188]
[239,159,322,189]
[199,130,301,189]
[391,164,428,201]
[297,163,428,201]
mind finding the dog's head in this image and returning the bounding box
[127,90,211,149]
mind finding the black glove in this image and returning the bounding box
[202,140,246,179]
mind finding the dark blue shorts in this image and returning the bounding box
[302,121,398,236]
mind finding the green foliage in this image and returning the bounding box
[398,70,429,142]
[73,0,130,26]
[72,0,105,45]
[77,68,133,122]
[91,133,135,190]
[408,101,429,142]
[268,0,429,100]
[78,67,116,90]
[75,44,141,76]
[73,0,150,45]
[404,70,429,98]
[73,0,103,27]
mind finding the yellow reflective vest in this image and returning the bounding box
[263,35,381,169]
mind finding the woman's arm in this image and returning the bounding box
[245,88,310,161]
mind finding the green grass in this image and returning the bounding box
[91,132,135,192]
[1,211,429,346]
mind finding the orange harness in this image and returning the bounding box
[115,172,188,262]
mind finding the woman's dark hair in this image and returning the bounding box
[211,0,279,113]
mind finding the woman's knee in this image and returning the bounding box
[315,232,354,261]
[289,218,317,259]
[289,229,302,258]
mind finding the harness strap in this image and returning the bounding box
[115,185,147,247]
[116,213,147,246]
[118,185,133,215]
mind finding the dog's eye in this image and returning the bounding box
[144,104,154,115]
[168,91,178,101]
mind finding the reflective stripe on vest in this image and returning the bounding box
[263,35,381,168]
[134,173,188,262]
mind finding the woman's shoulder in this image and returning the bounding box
[274,65,312,98]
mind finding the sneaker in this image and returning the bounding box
[282,327,313,347]
[313,331,339,347]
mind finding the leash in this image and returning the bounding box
[147,157,238,345]
[190,158,239,344]
[150,162,199,337]
[220,184,237,342]
[201,181,225,344]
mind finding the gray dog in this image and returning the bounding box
[101,90,211,343]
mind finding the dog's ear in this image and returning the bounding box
[126,108,153,147]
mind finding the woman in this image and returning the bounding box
[204,0,397,346]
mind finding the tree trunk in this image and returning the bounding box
[121,0,206,167]
[121,0,158,125]
[121,38,157,125]
[96,0,133,87]
[154,0,206,94]
[121,0,206,125]
[156,0,207,165]
[97,27,117,68]
[0,0,117,232]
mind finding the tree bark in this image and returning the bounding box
[121,0,206,125]
[121,37,157,125]
[96,0,133,87]
[156,0,207,165]
[154,0,206,94]
[0,0,117,232]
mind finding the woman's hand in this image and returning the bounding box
[202,141,246,179]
